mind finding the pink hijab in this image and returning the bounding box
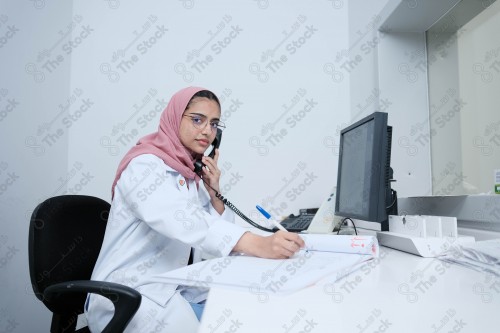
[111,86,208,198]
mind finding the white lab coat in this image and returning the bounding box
[85,154,246,332]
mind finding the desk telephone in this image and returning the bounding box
[278,208,319,232]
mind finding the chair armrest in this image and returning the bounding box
[44,280,141,333]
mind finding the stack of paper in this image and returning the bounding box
[155,235,379,294]
[300,234,379,256]
[439,239,500,277]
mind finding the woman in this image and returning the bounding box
[85,86,304,332]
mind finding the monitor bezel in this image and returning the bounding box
[334,111,391,230]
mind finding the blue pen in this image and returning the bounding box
[256,205,288,232]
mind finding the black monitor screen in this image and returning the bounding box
[338,119,374,217]
[335,111,396,231]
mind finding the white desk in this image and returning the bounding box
[198,246,500,333]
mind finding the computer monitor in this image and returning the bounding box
[334,111,397,232]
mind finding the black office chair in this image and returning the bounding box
[28,195,142,333]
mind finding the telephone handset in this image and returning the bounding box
[193,128,274,233]
[194,128,222,177]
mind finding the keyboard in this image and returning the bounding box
[274,214,315,232]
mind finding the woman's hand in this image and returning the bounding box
[233,231,305,259]
[201,149,225,214]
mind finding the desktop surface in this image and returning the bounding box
[199,246,499,333]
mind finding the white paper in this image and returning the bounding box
[300,234,379,257]
[153,250,373,294]
[440,239,500,277]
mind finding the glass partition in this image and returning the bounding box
[427,0,500,195]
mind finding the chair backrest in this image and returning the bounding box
[28,195,110,314]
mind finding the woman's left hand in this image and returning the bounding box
[201,149,223,209]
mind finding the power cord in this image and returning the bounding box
[337,217,358,235]
[386,189,398,210]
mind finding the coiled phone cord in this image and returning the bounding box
[201,178,275,233]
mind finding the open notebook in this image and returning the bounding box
[155,235,379,294]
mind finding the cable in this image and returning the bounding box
[386,189,398,210]
[201,178,276,233]
[336,217,358,235]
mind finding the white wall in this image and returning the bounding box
[0,0,73,330]
[349,1,432,198]
[377,31,432,197]
[2,1,439,331]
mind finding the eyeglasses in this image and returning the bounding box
[183,114,226,132]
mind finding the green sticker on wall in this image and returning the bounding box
[496,170,500,194]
